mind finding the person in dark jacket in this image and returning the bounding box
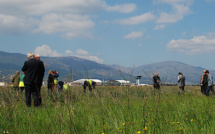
[22,52,45,107]
[202,70,208,95]
[47,71,54,94]
[153,73,161,90]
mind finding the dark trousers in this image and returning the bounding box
[48,84,53,95]
[25,84,42,107]
[19,87,25,93]
[83,81,92,92]
[154,84,160,90]
[206,86,212,96]
[211,86,215,94]
[201,86,206,95]
[57,84,63,92]
[179,86,185,91]
[14,87,19,92]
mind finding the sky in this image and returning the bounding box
[1,0,215,69]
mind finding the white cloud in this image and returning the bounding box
[35,45,62,57]
[156,4,192,24]
[35,45,103,63]
[119,12,156,25]
[124,32,143,39]
[65,50,74,55]
[34,13,94,38]
[0,0,136,16]
[0,14,34,34]
[154,0,187,4]
[66,49,103,63]
[0,0,136,37]
[76,49,89,55]
[167,34,215,55]
[106,4,136,13]
[154,0,193,5]
[80,55,104,63]
[154,24,166,30]
[0,0,106,16]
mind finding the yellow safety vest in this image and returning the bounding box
[54,79,58,84]
[64,84,68,90]
[87,80,92,86]
[19,81,25,87]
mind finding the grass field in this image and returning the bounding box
[0,85,215,134]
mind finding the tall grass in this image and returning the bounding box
[0,86,215,133]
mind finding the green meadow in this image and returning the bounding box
[0,86,215,134]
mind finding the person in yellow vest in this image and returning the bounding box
[53,71,59,91]
[83,80,97,93]
[19,72,25,93]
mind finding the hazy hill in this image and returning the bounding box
[112,61,215,84]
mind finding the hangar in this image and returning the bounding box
[103,80,130,86]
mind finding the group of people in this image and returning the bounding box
[11,52,75,107]
[47,70,66,93]
[153,70,215,96]
[11,52,45,107]
[153,72,185,92]
[13,52,215,108]
[21,52,45,107]
[11,53,42,95]
[200,70,214,96]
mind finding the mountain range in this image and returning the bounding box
[111,61,215,84]
[0,51,213,84]
[0,51,130,82]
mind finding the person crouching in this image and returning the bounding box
[83,80,97,93]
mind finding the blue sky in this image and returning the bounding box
[1,0,215,69]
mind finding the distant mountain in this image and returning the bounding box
[0,51,130,81]
[111,61,215,84]
[0,51,213,84]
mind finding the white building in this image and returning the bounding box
[103,80,131,86]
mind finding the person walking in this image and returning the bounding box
[153,73,161,90]
[22,52,45,107]
[178,72,185,93]
[19,72,25,93]
[11,70,20,92]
